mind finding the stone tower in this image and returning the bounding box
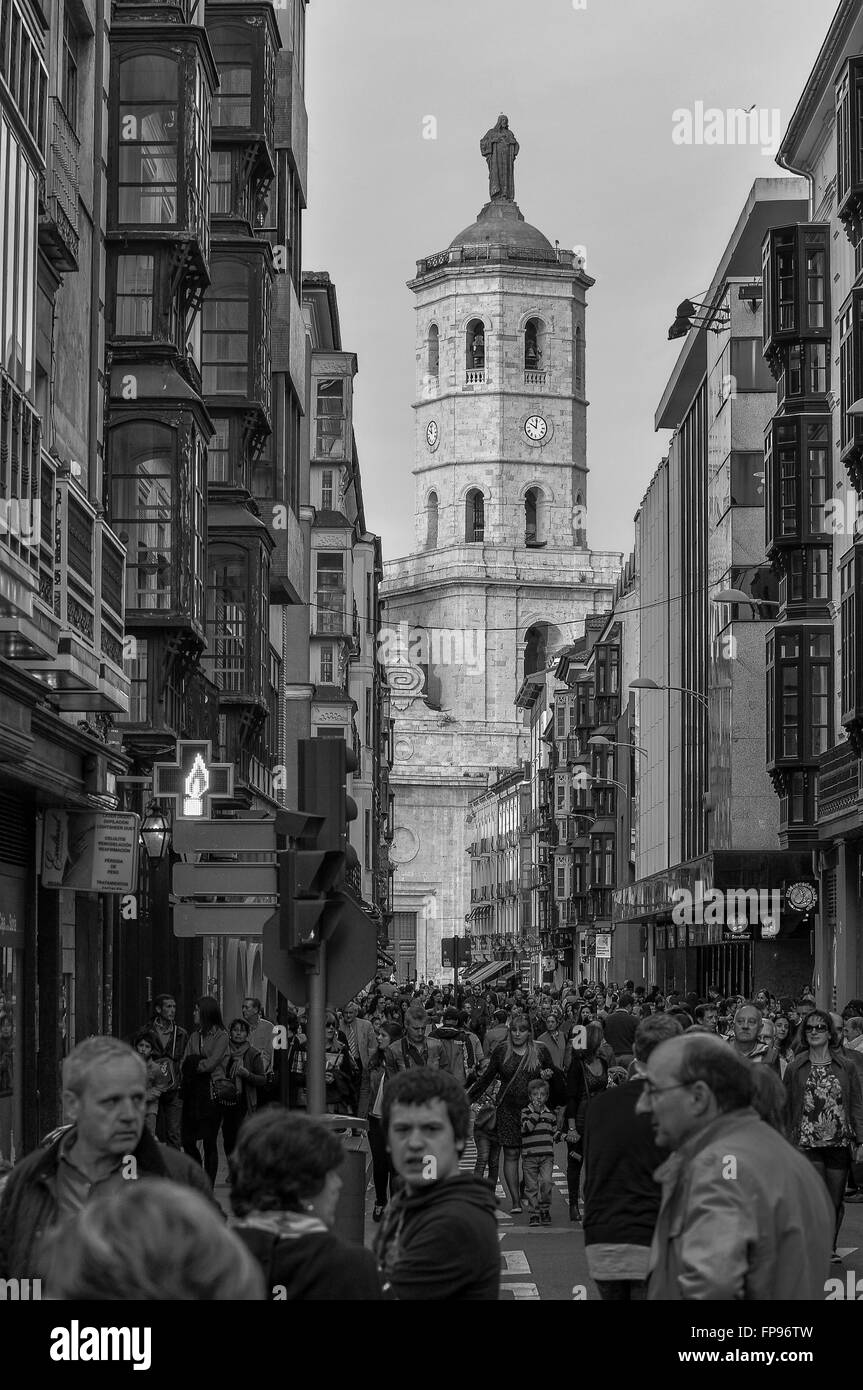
[381,119,621,983]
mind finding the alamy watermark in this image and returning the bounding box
[377,622,485,674]
[672,881,781,932]
[672,102,781,158]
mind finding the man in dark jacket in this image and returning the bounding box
[582,1013,683,1299]
[432,1007,481,1085]
[147,993,188,1149]
[602,992,638,1066]
[0,1036,216,1279]
[375,1067,499,1299]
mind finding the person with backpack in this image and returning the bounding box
[432,1007,481,1087]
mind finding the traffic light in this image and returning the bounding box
[279,738,360,955]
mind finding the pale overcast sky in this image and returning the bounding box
[303,0,837,566]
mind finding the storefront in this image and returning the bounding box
[614,851,816,999]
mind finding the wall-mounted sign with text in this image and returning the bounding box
[41,810,140,893]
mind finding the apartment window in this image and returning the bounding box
[120,637,148,723]
[117,54,179,225]
[836,58,863,223]
[765,416,832,549]
[319,643,333,684]
[781,548,830,606]
[316,552,345,634]
[840,290,863,458]
[0,1,47,151]
[61,9,79,132]
[364,687,372,747]
[575,325,584,392]
[805,242,826,329]
[364,809,371,870]
[211,49,252,129]
[841,553,861,722]
[315,379,345,459]
[114,255,154,336]
[208,417,231,485]
[210,150,232,215]
[206,546,248,692]
[556,862,566,898]
[321,469,333,509]
[0,116,38,393]
[202,257,249,395]
[767,627,833,764]
[730,338,775,392]
[556,780,566,811]
[110,421,174,612]
[556,701,566,737]
[366,571,373,633]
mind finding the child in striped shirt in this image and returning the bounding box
[521,1078,556,1226]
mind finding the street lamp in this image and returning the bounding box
[712,588,780,616]
[629,677,709,712]
[587,734,648,760]
[140,804,169,861]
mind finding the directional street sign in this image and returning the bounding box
[172,863,278,896]
[173,903,276,938]
[172,819,277,854]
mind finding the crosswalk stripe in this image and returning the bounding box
[502,1282,540,1299]
[502,1250,531,1274]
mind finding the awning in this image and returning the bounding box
[462,959,512,987]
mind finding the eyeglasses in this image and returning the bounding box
[805,1024,828,1033]
[639,1079,693,1103]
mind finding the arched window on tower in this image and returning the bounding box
[524,318,546,374]
[574,490,586,547]
[575,326,584,393]
[466,489,484,543]
[525,488,538,545]
[466,319,485,377]
[524,623,548,676]
[428,324,439,378]
[426,491,439,550]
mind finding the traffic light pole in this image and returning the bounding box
[305,944,327,1116]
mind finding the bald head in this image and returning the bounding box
[635,1033,754,1150]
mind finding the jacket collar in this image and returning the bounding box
[34,1124,170,1185]
[652,1107,758,1185]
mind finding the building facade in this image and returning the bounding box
[381,123,621,984]
[771,0,863,1008]
[614,179,816,999]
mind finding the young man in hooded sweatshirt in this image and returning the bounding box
[374,1067,500,1300]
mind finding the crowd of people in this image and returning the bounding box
[0,973,861,1301]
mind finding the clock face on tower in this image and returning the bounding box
[524,414,549,444]
[426,420,440,450]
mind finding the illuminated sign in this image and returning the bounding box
[153,741,234,821]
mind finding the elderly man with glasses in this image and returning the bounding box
[635,1033,834,1300]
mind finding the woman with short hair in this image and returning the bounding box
[230,1109,385,1299]
[44,1180,264,1300]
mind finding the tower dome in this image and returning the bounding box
[449,198,556,260]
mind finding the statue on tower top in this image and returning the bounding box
[480,115,519,202]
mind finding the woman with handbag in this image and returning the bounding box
[181,996,229,1186]
[563,1021,608,1222]
[221,1018,268,1158]
[467,1012,556,1214]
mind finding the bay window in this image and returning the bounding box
[766,626,833,768]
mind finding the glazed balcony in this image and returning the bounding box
[23,479,130,713]
[39,98,80,274]
[0,389,60,664]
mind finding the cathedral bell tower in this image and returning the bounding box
[381,118,620,983]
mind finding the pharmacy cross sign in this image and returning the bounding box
[152,741,234,821]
